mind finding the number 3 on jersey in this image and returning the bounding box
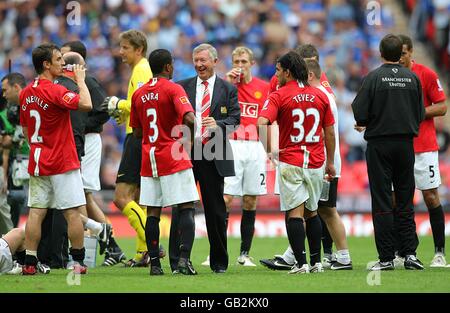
[291,108,320,143]
[147,108,158,143]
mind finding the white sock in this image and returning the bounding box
[26,250,37,257]
[282,246,295,264]
[84,218,103,235]
[336,249,351,265]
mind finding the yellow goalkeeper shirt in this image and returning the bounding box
[118,57,152,134]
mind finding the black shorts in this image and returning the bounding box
[116,133,142,185]
[318,177,338,208]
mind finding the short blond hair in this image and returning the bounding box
[231,46,254,62]
[119,29,147,56]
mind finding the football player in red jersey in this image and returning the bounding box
[130,49,198,276]
[19,43,92,275]
[269,44,334,96]
[399,35,448,267]
[199,47,269,267]
[258,51,336,274]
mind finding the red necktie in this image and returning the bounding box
[201,80,211,143]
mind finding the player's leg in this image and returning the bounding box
[114,134,148,264]
[423,188,446,266]
[0,228,25,274]
[238,141,266,266]
[145,206,163,275]
[317,178,352,270]
[161,169,199,275]
[304,209,322,271]
[414,151,445,267]
[53,169,88,274]
[318,207,352,269]
[23,175,54,274]
[2,228,25,256]
[286,205,308,274]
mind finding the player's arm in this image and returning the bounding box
[425,100,447,119]
[183,112,196,144]
[351,76,372,126]
[133,127,143,139]
[324,124,336,180]
[130,92,142,139]
[1,145,10,193]
[85,76,110,129]
[257,116,270,154]
[73,64,92,112]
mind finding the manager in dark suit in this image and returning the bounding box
[170,43,240,273]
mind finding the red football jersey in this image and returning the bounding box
[411,62,447,153]
[259,80,334,168]
[19,78,80,176]
[232,77,270,141]
[130,77,194,177]
[270,73,334,96]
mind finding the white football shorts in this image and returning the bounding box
[81,133,102,192]
[140,168,200,208]
[0,238,13,274]
[224,140,267,196]
[28,169,86,210]
[414,151,441,190]
[278,161,324,212]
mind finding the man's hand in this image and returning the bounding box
[226,67,242,84]
[354,124,366,133]
[101,96,121,116]
[325,162,336,181]
[202,117,217,130]
[73,64,86,84]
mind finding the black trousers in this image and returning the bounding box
[366,138,419,262]
[38,210,69,268]
[169,158,229,272]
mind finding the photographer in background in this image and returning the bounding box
[0,73,28,230]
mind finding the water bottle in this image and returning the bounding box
[320,179,330,202]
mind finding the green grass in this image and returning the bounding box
[1,236,449,293]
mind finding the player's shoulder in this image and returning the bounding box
[252,76,270,87]
[413,62,438,78]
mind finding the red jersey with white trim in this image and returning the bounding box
[259,80,334,168]
[270,73,334,95]
[130,77,194,177]
[411,62,447,153]
[19,78,80,176]
[232,77,269,140]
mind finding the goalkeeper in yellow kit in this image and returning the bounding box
[102,29,165,266]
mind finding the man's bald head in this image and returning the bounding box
[63,51,85,67]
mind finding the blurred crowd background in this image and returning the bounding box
[0,0,449,211]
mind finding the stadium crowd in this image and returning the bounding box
[0,0,400,192]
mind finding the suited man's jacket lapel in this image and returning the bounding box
[185,76,224,116]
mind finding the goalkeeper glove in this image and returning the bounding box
[101,96,121,116]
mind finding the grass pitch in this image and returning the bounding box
[1,236,449,293]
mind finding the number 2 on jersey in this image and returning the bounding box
[30,110,43,143]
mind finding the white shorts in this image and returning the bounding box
[140,169,200,208]
[0,238,13,274]
[81,133,102,192]
[28,169,86,210]
[414,151,441,190]
[278,161,324,212]
[224,140,267,196]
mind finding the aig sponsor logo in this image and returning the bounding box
[241,102,258,118]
